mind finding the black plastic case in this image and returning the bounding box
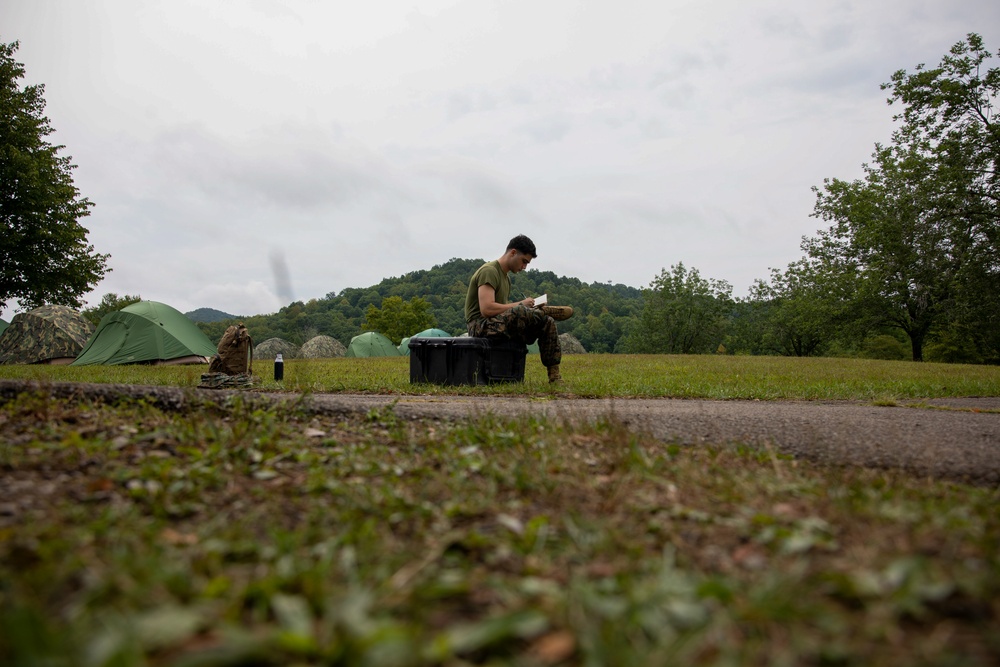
[408,337,527,385]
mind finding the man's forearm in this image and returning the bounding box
[481,298,533,317]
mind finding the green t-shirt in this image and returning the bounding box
[465,260,510,322]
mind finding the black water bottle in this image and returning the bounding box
[274,353,284,381]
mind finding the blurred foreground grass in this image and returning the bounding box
[2,353,1000,400]
[1,388,998,665]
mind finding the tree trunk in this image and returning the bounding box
[910,331,924,362]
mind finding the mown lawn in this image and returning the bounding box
[1,356,999,665]
[3,353,1000,400]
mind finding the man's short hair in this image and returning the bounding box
[507,234,537,258]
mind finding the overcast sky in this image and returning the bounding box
[3,1,997,317]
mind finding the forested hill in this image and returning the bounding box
[185,307,236,323]
[196,257,644,353]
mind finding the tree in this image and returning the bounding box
[887,33,1000,362]
[809,142,943,360]
[363,296,436,344]
[624,263,733,354]
[742,259,854,357]
[1,40,109,315]
[807,34,1000,361]
[81,292,141,325]
[885,33,999,199]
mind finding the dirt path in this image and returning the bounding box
[2,380,998,485]
[302,394,1000,485]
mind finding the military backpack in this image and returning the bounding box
[208,322,253,376]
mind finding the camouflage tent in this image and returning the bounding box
[254,337,300,361]
[300,335,346,359]
[0,305,95,365]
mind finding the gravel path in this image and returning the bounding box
[304,394,1000,485]
[2,380,998,485]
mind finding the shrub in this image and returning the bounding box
[861,335,908,361]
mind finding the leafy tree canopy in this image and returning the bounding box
[363,295,436,345]
[0,40,109,315]
[741,259,855,357]
[625,263,733,354]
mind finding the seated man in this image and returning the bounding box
[464,234,572,383]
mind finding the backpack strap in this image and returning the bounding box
[246,332,253,375]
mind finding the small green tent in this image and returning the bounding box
[72,300,217,365]
[0,318,8,338]
[346,332,401,358]
[0,306,94,365]
[398,328,451,355]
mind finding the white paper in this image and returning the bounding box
[534,293,547,306]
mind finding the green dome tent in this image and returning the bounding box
[0,318,8,338]
[398,328,451,355]
[72,300,217,366]
[0,305,94,365]
[346,332,401,357]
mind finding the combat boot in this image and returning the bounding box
[539,305,574,321]
[547,364,563,383]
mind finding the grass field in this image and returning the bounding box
[1,355,999,665]
[3,353,1000,401]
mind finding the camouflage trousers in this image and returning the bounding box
[467,305,561,368]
